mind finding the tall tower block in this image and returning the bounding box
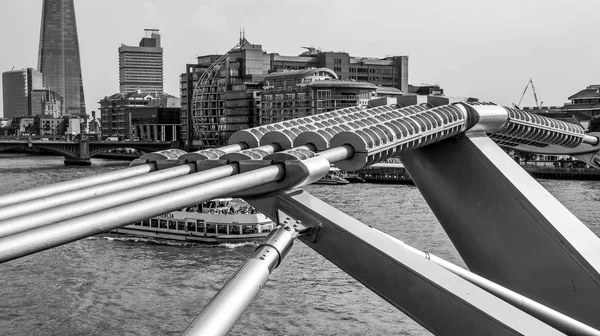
[38,0,86,117]
[119,29,164,94]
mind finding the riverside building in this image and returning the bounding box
[182,37,269,148]
[260,68,390,125]
[99,91,180,141]
[271,47,408,94]
[119,29,164,94]
[180,37,410,149]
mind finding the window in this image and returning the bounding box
[317,90,331,99]
[334,67,341,72]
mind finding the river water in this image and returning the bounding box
[0,153,599,336]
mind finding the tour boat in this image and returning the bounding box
[356,163,414,185]
[111,198,275,243]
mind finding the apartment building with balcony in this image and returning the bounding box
[260,68,382,124]
[270,47,408,94]
[180,38,410,149]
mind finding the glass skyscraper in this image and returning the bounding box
[38,0,86,117]
[2,68,43,119]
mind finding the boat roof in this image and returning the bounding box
[369,163,405,169]
[210,198,233,202]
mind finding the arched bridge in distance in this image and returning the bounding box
[1,99,600,335]
[0,137,174,165]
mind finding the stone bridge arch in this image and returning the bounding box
[0,140,173,165]
[87,142,173,158]
[30,144,80,160]
[0,142,79,160]
[0,144,28,153]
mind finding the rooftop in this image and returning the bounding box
[271,54,318,62]
[349,58,394,66]
[265,68,337,80]
[376,86,404,95]
[568,85,600,100]
[101,91,177,101]
[308,79,378,89]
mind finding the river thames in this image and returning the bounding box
[0,153,599,335]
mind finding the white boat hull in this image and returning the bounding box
[112,227,269,244]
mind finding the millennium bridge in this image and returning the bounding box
[0,137,173,165]
[1,100,600,335]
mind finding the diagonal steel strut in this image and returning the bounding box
[242,191,568,335]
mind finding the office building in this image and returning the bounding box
[271,47,409,94]
[2,68,43,119]
[119,29,164,94]
[563,85,600,128]
[183,37,269,148]
[99,91,180,140]
[35,115,63,137]
[180,63,206,150]
[129,106,181,142]
[181,37,410,149]
[38,0,86,117]
[261,68,385,124]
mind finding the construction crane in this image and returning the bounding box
[514,78,543,109]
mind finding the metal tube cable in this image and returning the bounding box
[0,164,285,263]
[378,229,600,336]
[0,164,196,222]
[0,165,237,238]
[0,163,155,207]
[0,145,352,238]
[180,225,297,336]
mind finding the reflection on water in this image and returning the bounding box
[0,154,598,335]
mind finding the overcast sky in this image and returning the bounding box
[0,0,598,117]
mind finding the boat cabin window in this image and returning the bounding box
[177,221,185,231]
[150,219,159,228]
[159,219,168,229]
[186,221,196,232]
[196,220,205,233]
[142,219,150,227]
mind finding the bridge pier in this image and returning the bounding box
[63,157,91,166]
[63,138,90,165]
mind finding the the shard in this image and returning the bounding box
[38,0,86,117]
